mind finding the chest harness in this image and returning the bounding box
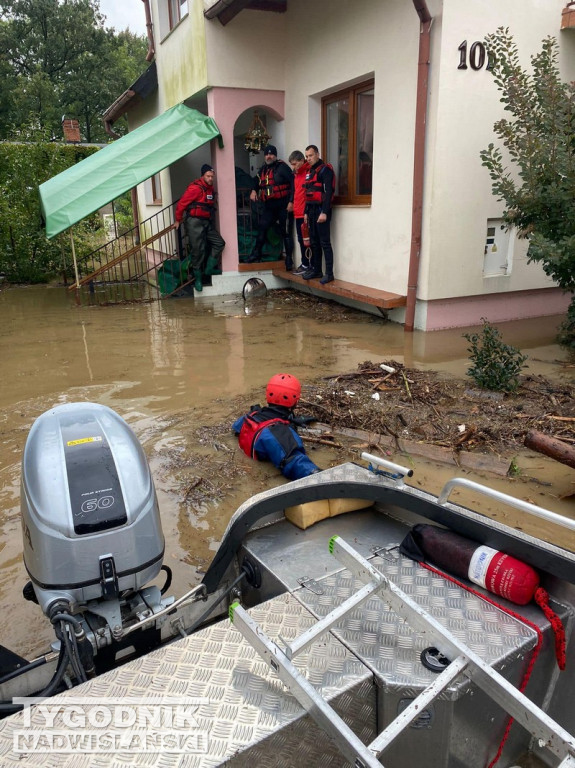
[238,410,291,459]
[258,161,291,201]
[304,162,335,204]
[186,180,216,219]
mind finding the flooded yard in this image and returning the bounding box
[0,283,573,658]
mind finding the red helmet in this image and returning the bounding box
[266,373,301,407]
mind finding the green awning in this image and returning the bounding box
[39,104,221,239]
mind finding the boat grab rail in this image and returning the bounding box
[438,477,575,533]
[361,452,413,486]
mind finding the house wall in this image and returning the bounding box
[204,9,286,90]
[129,1,211,230]
[153,0,208,112]
[127,93,170,233]
[147,0,575,328]
[285,0,424,296]
[203,0,422,294]
[419,0,573,307]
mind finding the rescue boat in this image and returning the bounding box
[0,402,573,768]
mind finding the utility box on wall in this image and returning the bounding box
[483,219,513,277]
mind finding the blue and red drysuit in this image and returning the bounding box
[232,404,320,481]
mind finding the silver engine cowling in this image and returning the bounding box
[21,402,165,618]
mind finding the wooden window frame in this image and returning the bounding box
[145,173,162,206]
[168,0,187,31]
[322,79,374,206]
[151,174,162,205]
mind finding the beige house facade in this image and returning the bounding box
[124,0,575,330]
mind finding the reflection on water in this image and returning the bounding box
[0,285,570,413]
[0,284,572,657]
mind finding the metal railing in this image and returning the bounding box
[70,188,290,306]
[68,203,192,305]
[236,188,289,264]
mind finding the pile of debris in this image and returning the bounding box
[162,360,574,507]
[299,360,574,457]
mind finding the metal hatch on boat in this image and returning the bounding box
[231,535,575,768]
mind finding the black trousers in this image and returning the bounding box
[253,199,293,262]
[306,206,333,276]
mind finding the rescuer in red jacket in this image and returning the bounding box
[175,164,225,292]
[287,150,311,275]
[302,145,336,285]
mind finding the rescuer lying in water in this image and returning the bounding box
[232,373,320,481]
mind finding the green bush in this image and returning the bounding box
[0,139,100,282]
[463,320,528,392]
[481,30,575,349]
[557,302,575,352]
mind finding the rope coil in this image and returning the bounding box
[418,561,566,768]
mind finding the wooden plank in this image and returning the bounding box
[239,260,283,273]
[397,439,458,466]
[272,268,406,309]
[458,452,512,477]
[308,423,513,476]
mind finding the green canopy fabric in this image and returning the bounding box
[39,104,221,239]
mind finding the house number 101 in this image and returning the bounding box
[457,40,493,71]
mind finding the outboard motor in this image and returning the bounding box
[20,403,168,675]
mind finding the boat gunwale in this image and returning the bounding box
[201,463,575,593]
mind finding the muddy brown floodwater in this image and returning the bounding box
[0,284,573,659]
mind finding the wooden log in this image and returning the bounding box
[524,429,575,469]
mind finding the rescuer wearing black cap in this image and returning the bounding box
[248,146,294,268]
[175,164,225,292]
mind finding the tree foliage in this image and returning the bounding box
[0,1,149,283]
[480,29,575,346]
[0,137,100,282]
[0,0,148,142]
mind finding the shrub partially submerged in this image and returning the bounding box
[464,320,528,393]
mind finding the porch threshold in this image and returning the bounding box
[271,268,407,311]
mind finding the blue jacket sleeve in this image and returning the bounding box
[232,415,245,435]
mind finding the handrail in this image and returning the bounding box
[438,477,575,532]
[69,222,177,290]
[74,202,177,268]
[68,200,184,303]
[361,452,414,487]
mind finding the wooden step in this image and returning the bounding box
[271,268,406,310]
